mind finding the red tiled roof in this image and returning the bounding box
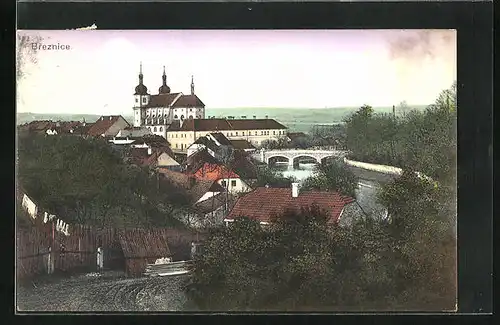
[144,93,181,108]
[227,187,355,224]
[193,163,240,181]
[158,169,224,203]
[171,94,205,108]
[87,115,129,136]
[171,119,287,132]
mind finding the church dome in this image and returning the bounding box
[135,83,148,95]
[158,84,170,94]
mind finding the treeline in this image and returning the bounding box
[17,134,187,228]
[344,82,457,184]
[187,170,456,311]
[261,124,347,150]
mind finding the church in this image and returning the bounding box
[132,63,205,138]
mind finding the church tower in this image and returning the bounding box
[158,66,171,94]
[133,62,150,127]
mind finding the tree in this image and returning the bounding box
[254,166,296,188]
[301,160,359,197]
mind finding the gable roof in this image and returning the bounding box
[144,93,181,108]
[227,187,355,224]
[170,118,287,132]
[208,132,233,146]
[171,94,205,108]
[87,115,129,136]
[193,162,241,181]
[193,192,226,214]
[158,169,224,204]
[185,148,219,173]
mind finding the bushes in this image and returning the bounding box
[17,134,186,228]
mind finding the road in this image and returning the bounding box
[16,271,197,312]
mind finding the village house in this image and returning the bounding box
[186,132,233,159]
[225,183,357,226]
[87,115,130,138]
[158,169,228,228]
[166,118,288,152]
[229,139,256,152]
[109,127,153,145]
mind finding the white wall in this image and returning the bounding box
[218,178,251,194]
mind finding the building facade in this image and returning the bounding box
[167,118,288,152]
[132,63,205,139]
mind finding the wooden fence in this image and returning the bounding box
[16,224,205,280]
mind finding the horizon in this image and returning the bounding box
[17,29,456,115]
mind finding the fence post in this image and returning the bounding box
[97,247,103,271]
[47,246,54,275]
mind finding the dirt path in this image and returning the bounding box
[16,272,196,312]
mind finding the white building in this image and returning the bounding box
[132,63,205,139]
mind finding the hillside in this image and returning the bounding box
[17,106,427,133]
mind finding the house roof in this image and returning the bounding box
[227,187,355,224]
[18,120,56,133]
[209,132,233,146]
[144,93,181,108]
[193,162,241,181]
[117,228,172,258]
[192,136,219,153]
[132,134,171,148]
[158,169,224,204]
[171,94,205,108]
[193,192,226,214]
[170,118,287,132]
[229,139,256,150]
[230,151,258,179]
[87,115,129,136]
[185,148,219,173]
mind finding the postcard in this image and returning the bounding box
[16,29,457,313]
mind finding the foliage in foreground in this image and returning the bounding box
[301,160,359,197]
[186,172,456,311]
[17,134,187,228]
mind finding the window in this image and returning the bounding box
[221,180,227,187]
[176,144,178,148]
[189,115,193,119]
[142,97,147,103]
[159,127,163,131]
[136,111,139,115]
[174,115,178,119]
[175,134,178,138]
[135,98,139,103]
[153,127,157,132]
[235,132,238,136]
[231,180,237,187]
[273,131,275,135]
[190,109,193,112]
[242,132,245,136]
[181,115,185,120]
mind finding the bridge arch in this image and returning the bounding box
[266,155,291,166]
[291,155,321,166]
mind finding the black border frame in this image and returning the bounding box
[13,0,493,319]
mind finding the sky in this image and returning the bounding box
[17,29,456,115]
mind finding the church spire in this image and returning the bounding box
[158,65,171,94]
[191,75,195,95]
[134,61,148,95]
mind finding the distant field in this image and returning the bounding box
[17,106,427,133]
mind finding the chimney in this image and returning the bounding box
[291,182,299,198]
[265,115,269,119]
[253,115,256,119]
[147,147,152,155]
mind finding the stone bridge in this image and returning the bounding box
[252,149,349,166]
